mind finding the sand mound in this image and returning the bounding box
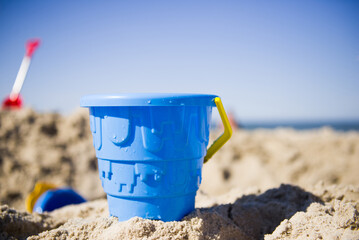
[201,127,359,195]
[0,205,55,240]
[0,109,359,239]
[0,108,103,210]
[1,184,358,239]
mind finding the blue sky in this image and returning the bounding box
[0,0,358,121]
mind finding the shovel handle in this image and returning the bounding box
[10,39,41,100]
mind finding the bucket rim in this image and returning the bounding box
[80,93,219,107]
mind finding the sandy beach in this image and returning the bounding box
[1,108,358,239]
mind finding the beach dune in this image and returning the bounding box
[0,109,358,239]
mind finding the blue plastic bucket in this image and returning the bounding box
[81,93,231,221]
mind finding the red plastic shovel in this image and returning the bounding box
[2,39,41,109]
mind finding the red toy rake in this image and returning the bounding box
[2,39,40,109]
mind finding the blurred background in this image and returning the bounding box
[0,0,358,129]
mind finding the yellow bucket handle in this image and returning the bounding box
[204,97,233,163]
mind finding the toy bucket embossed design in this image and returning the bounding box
[81,93,232,221]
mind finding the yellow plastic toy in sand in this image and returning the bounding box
[204,97,233,163]
[26,181,57,213]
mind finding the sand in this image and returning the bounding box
[0,108,358,239]
[0,108,103,211]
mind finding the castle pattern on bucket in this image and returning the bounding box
[89,106,211,198]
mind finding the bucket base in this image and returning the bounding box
[107,193,196,222]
